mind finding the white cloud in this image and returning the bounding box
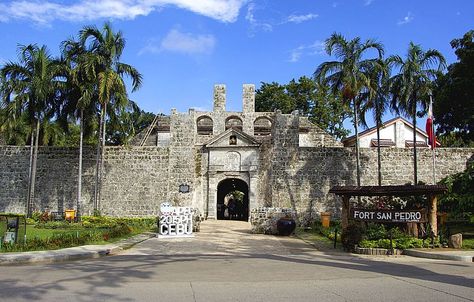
[364,0,374,6]
[288,41,325,63]
[397,12,414,25]
[286,13,318,24]
[245,2,272,35]
[139,29,216,55]
[190,106,210,111]
[0,0,247,24]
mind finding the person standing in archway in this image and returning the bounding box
[228,197,236,219]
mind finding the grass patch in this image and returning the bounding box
[295,227,344,252]
[1,216,156,253]
[443,221,474,249]
[462,238,474,249]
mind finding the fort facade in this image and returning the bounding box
[0,84,472,222]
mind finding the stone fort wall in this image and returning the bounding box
[0,144,472,218]
[1,85,473,218]
[0,146,170,216]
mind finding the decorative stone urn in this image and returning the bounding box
[276,217,296,236]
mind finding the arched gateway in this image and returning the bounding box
[216,178,249,221]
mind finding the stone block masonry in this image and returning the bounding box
[0,146,170,217]
[1,144,472,218]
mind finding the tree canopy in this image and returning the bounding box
[434,30,474,147]
[0,25,152,147]
[255,76,351,139]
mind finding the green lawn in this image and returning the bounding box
[445,222,474,249]
[0,223,154,253]
[25,224,152,244]
[295,227,344,252]
[26,225,80,240]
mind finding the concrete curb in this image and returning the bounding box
[0,232,154,266]
[404,249,474,262]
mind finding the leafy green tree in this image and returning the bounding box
[0,44,64,216]
[255,82,293,113]
[438,161,474,217]
[314,33,384,186]
[106,101,155,145]
[390,42,445,185]
[434,30,474,146]
[0,110,31,145]
[312,82,351,140]
[255,77,350,139]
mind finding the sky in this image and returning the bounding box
[0,0,473,132]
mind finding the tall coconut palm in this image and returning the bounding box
[359,59,391,186]
[0,44,64,216]
[390,42,446,185]
[79,23,142,212]
[314,33,384,186]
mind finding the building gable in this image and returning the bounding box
[205,128,260,148]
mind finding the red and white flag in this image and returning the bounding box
[425,100,436,149]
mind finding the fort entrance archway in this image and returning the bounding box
[216,178,249,221]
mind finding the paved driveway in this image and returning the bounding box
[1,220,473,302]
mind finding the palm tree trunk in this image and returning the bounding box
[26,129,34,216]
[93,106,104,213]
[77,109,84,221]
[376,104,382,186]
[98,102,107,213]
[353,98,361,186]
[28,119,40,217]
[413,100,418,185]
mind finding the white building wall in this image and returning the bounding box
[358,120,428,148]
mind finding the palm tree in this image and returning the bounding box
[389,42,446,185]
[1,44,64,216]
[314,33,384,186]
[60,38,97,220]
[79,23,142,212]
[359,59,391,186]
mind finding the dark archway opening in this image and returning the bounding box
[217,178,249,221]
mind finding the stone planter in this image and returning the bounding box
[355,246,402,255]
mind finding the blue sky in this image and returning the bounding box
[0,0,473,131]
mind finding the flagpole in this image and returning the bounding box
[429,93,436,184]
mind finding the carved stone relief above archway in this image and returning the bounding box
[225,151,241,171]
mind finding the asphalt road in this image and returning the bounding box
[1,221,473,302]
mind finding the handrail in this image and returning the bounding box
[139,114,159,146]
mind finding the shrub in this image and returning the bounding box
[342,223,364,251]
[359,239,378,248]
[358,237,425,250]
[365,223,387,240]
[438,161,474,216]
[35,221,80,229]
[311,219,341,243]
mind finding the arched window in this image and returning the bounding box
[196,116,213,135]
[225,116,243,131]
[254,116,272,136]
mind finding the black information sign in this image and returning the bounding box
[179,184,190,193]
